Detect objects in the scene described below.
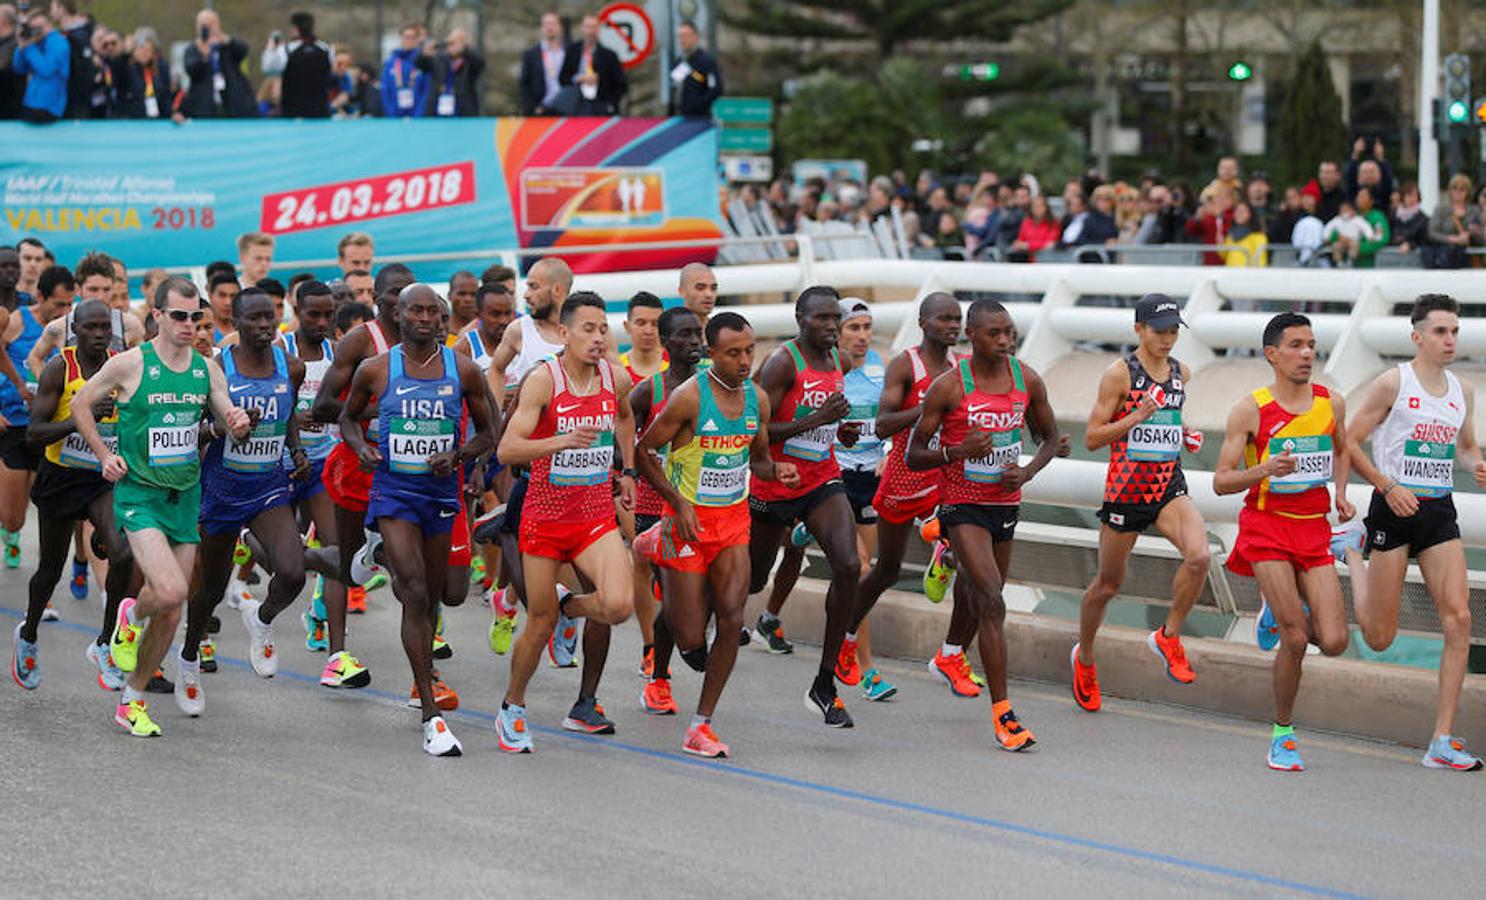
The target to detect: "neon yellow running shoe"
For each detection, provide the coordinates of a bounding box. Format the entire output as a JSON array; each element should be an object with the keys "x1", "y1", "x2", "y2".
[
  {"x1": 364, "y1": 571, "x2": 388, "y2": 592},
  {"x1": 109, "y1": 597, "x2": 141, "y2": 673},
  {"x1": 114, "y1": 698, "x2": 161, "y2": 737},
  {"x1": 319, "y1": 650, "x2": 371, "y2": 689},
  {"x1": 471, "y1": 556, "x2": 487, "y2": 583},
  {"x1": 232, "y1": 537, "x2": 251, "y2": 567},
  {"x1": 490, "y1": 592, "x2": 517, "y2": 655},
  {"x1": 923, "y1": 541, "x2": 954, "y2": 603},
  {"x1": 958, "y1": 651, "x2": 987, "y2": 688},
  {"x1": 432, "y1": 612, "x2": 452, "y2": 660}
]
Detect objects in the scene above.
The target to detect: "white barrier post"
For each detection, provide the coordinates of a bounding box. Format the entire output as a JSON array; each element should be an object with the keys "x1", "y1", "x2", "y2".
[
  {"x1": 1019, "y1": 276, "x2": 1078, "y2": 371},
  {"x1": 1326, "y1": 281, "x2": 1391, "y2": 395}
]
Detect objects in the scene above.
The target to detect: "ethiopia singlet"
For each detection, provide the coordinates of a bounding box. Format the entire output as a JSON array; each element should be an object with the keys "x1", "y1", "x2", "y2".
[
  {"x1": 283, "y1": 331, "x2": 339, "y2": 462},
  {"x1": 836, "y1": 348, "x2": 885, "y2": 473},
  {"x1": 1370, "y1": 363, "x2": 1465, "y2": 499},
  {"x1": 634, "y1": 371, "x2": 674, "y2": 519},
  {"x1": 116, "y1": 343, "x2": 210, "y2": 490},
  {"x1": 202, "y1": 344, "x2": 292, "y2": 492},
  {"x1": 525, "y1": 357, "x2": 617, "y2": 523},
  {"x1": 1103, "y1": 354, "x2": 1187, "y2": 504},
  {"x1": 44, "y1": 347, "x2": 117, "y2": 470},
  {"x1": 753, "y1": 340, "x2": 844, "y2": 502},
  {"x1": 1243, "y1": 384, "x2": 1335, "y2": 518},
  {"x1": 878, "y1": 346, "x2": 958, "y2": 502},
  {"x1": 667, "y1": 378, "x2": 760, "y2": 508},
  {"x1": 939, "y1": 357, "x2": 1028, "y2": 506},
  {"x1": 375, "y1": 346, "x2": 463, "y2": 505}
]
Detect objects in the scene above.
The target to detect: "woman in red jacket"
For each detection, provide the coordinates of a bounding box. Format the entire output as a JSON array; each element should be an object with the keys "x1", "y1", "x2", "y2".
[{"x1": 1010, "y1": 194, "x2": 1061, "y2": 262}]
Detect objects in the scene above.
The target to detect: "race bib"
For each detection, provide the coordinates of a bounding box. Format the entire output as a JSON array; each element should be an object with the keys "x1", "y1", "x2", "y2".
[
  {"x1": 696, "y1": 450, "x2": 749, "y2": 506},
  {"x1": 148, "y1": 414, "x2": 197, "y2": 467},
  {"x1": 844, "y1": 403, "x2": 880, "y2": 452},
  {"x1": 436, "y1": 93, "x2": 456, "y2": 116},
  {"x1": 552, "y1": 432, "x2": 614, "y2": 486},
  {"x1": 60, "y1": 423, "x2": 116, "y2": 470},
  {"x1": 783, "y1": 403, "x2": 837, "y2": 462},
  {"x1": 1266, "y1": 435, "x2": 1332, "y2": 494},
  {"x1": 388, "y1": 417, "x2": 455, "y2": 474},
  {"x1": 1401, "y1": 439, "x2": 1454, "y2": 497},
  {"x1": 223, "y1": 421, "x2": 286, "y2": 473},
  {"x1": 1126, "y1": 408, "x2": 1182, "y2": 462},
  {"x1": 963, "y1": 429, "x2": 1022, "y2": 483}
]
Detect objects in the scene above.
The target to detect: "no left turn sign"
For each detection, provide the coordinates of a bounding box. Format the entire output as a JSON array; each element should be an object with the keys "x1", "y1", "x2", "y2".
[{"x1": 598, "y1": 2, "x2": 655, "y2": 69}]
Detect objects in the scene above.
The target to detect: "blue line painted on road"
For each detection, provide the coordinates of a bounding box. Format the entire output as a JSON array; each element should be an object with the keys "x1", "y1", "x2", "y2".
[{"x1": 5, "y1": 605, "x2": 1362, "y2": 899}]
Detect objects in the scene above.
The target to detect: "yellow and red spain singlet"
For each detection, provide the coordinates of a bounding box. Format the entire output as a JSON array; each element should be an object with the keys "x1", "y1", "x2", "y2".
[{"x1": 1243, "y1": 384, "x2": 1335, "y2": 519}]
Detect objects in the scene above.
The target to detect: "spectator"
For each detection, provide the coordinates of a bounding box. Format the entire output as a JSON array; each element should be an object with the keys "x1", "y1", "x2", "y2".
[
  {"x1": 12, "y1": 9, "x2": 68, "y2": 122},
  {"x1": 1345, "y1": 136, "x2": 1394, "y2": 215},
  {"x1": 669, "y1": 19, "x2": 721, "y2": 117},
  {"x1": 1065, "y1": 184, "x2": 1118, "y2": 248},
  {"x1": 1114, "y1": 184, "x2": 1142, "y2": 243},
  {"x1": 417, "y1": 28, "x2": 483, "y2": 117},
  {"x1": 280, "y1": 11, "x2": 332, "y2": 119},
  {"x1": 993, "y1": 182, "x2": 1029, "y2": 253},
  {"x1": 181, "y1": 9, "x2": 254, "y2": 119},
  {"x1": 961, "y1": 181, "x2": 1000, "y2": 259},
  {"x1": 1134, "y1": 184, "x2": 1185, "y2": 245},
  {"x1": 260, "y1": 29, "x2": 287, "y2": 78},
  {"x1": 1322, "y1": 199, "x2": 1375, "y2": 267},
  {"x1": 1245, "y1": 176, "x2": 1272, "y2": 223},
  {"x1": 49, "y1": 0, "x2": 92, "y2": 118},
  {"x1": 560, "y1": 14, "x2": 626, "y2": 115},
  {"x1": 1203, "y1": 155, "x2": 1241, "y2": 200},
  {"x1": 380, "y1": 23, "x2": 428, "y2": 118},
  {"x1": 1466, "y1": 182, "x2": 1486, "y2": 262},
  {"x1": 85, "y1": 25, "x2": 119, "y2": 118},
  {"x1": 0, "y1": 5, "x2": 20, "y2": 119},
  {"x1": 1184, "y1": 186, "x2": 1236, "y2": 265},
  {"x1": 1266, "y1": 185, "x2": 1302, "y2": 246},
  {"x1": 1291, "y1": 190, "x2": 1326, "y2": 266},
  {"x1": 237, "y1": 232, "x2": 274, "y2": 284},
  {"x1": 256, "y1": 73, "x2": 281, "y2": 116},
  {"x1": 1010, "y1": 194, "x2": 1060, "y2": 262},
  {"x1": 113, "y1": 27, "x2": 172, "y2": 119},
  {"x1": 1221, "y1": 202, "x2": 1268, "y2": 267},
  {"x1": 1306, "y1": 160, "x2": 1346, "y2": 221},
  {"x1": 519, "y1": 11, "x2": 566, "y2": 115},
  {"x1": 1425, "y1": 174, "x2": 1471, "y2": 269},
  {"x1": 1352, "y1": 186, "x2": 1389, "y2": 268},
  {"x1": 349, "y1": 58, "x2": 381, "y2": 117},
  {"x1": 1389, "y1": 181, "x2": 1428, "y2": 254},
  {"x1": 922, "y1": 210, "x2": 964, "y2": 258},
  {"x1": 329, "y1": 46, "x2": 354, "y2": 116}
]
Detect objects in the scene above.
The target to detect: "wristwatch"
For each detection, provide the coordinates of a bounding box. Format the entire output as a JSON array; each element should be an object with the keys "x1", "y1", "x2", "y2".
[{"x1": 621, "y1": 467, "x2": 638, "y2": 479}]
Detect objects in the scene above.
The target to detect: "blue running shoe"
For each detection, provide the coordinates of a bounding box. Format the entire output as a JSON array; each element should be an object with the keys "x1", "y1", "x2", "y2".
[
  {"x1": 548, "y1": 587, "x2": 580, "y2": 668},
  {"x1": 1255, "y1": 597, "x2": 1279, "y2": 652},
  {"x1": 1422, "y1": 735, "x2": 1484, "y2": 771},
  {"x1": 861, "y1": 667, "x2": 897, "y2": 701},
  {"x1": 11, "y1": 623, "x2": 39, "y2": 690},
  {"x1": 85, "y1": 641, "x2": 124, "y2": 691},
  {"x1": 1267, "y1": 731, "x2": 1305, "y2": 771},
  {"x1": 1330, "y1": 520, "x2": 1364, "y2": 562},
  {"x1": 69, "y1": 558, "x2": 89, "y2": 600},
  {"x1": 789, "y1": 522, "x2": 813, "y2": 548},
  {"x1": 310, "y1": 576, "x2": 327, "y2": 621},
  {"x1": 496, "y1": 703, "x2": 534, "y2": 753},
  {"x1": 302, "y1": 610, "x2": 328, "y2": 653},
  {"x1": 562, "y1": 696, "x2": 616, "y2": 734}
]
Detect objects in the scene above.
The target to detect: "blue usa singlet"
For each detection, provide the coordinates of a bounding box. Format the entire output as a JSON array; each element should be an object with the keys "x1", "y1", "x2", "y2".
[{"x1": 375, "y1": 345, "x2": 463, "y2": 505}]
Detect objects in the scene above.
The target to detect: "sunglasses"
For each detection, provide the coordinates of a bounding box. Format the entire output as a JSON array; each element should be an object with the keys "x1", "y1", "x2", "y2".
[{"x1": 165, "y1": 309, "x2": 206, "y2": 323}]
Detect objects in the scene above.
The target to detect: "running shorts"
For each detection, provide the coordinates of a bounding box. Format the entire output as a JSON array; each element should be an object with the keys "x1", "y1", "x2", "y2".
[
  {"x1": 324, "y1": 444, "x2": 373, "y2": 513},
  {"x1": 841, "y1": 468, "x2": 880, "y2": 525},
  {"x1": 938, "y1": 503, "x2": 1019, "y2": 544},
  {"x1": 1365, "y1": 492, "x2": 1460, "y2": 558},
  {"x1": 1098, "y1": 478, "x2": 1189, "y2": 534},
  {"x1": 200, "y1": 477, "x2": 293, "y2": 538},
  {"x1": 520, "y1": 514, "x2": 617, "y2": 563},
  {"x1": 366, "y1": 486, "x2": 461, "y2": 538},
  {"x1": 289, "y1": 456, "x2": 327, "y2": 506},
  {"x1": 1224, "y1": 508, "x2": 1331, "y2": 577},
  {"x1": 31, "y1": 460, "x2": 110, "y2": 523},
  {"x1": 872, "y1": 479, "x2": 940, "y2": 526},
  {"x1": 747, "y1": 479, "x2": 845, "y2": 526},
  {"x1": 649, "y1": 503, "x2": 751, "y2": 574},
  {"x1": 114, "y1": 477, "x2": 202, "y2": 545},
  {"x1": 0, "y1": 427, "x2": 40, "y2": 471}
]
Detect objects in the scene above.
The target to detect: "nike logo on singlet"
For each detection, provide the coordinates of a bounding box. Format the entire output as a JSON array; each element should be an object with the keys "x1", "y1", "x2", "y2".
[
  {"x1": 230, "y1": 384, "x2": 252, "y2": 393},
  {"x1": 395, "y1": 385, "x2": 421, "y2": 396},
  {"x1": 968, "y1": 402, "x2": 992, "y2": 413},
  {"x1": 556, "y1": 402, "x2": 581, "y2": 414}
]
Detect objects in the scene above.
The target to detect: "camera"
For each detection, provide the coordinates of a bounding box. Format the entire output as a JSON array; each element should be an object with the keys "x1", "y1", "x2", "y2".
[{"x1": 19, "y1": 21, "x2": 37, "y2": 40}]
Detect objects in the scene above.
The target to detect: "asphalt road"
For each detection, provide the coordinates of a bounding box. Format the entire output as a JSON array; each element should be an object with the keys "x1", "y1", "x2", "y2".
[{"x1": 1, "y1": 550, "x2": 1480, "y2": 898}]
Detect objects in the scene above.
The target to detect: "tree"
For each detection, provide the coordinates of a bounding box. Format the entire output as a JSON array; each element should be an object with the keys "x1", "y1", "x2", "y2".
[{"x1": 1277, "y1": 40, "x2": 1348, "y2": 186}]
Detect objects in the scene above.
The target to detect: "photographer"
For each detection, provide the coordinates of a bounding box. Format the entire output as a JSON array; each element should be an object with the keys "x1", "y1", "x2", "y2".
[
  {"x1": 180, "y1": 8, "x2": 254, "y2": 119},
  {"x1": 415, "y1": 27, "x2": 482, "y2": 117},
  {"x1": 12, "y1": 8, "x2": 68, "y2": 123}
]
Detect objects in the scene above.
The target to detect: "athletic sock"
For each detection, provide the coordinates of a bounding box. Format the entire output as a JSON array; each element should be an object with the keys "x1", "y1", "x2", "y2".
[
  {"x1": 1272, "y1": 722, "x2": 1295, "y2": 739},
  {"x1": 122, "y1": 685, "x2": 144, "y2": 704},
  {"x1": 845, "y1": 631, "x2": 857, "y2": 642},
  {"x1": 690, "y1": 714, "x2": 709, "y2": 729},
  {"x1": 941, "y1": 643, "x2": 961, "y2": 658}
]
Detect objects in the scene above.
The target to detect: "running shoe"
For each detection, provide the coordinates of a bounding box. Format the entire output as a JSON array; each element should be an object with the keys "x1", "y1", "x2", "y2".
[
  {"x1": 962, "y1": 653, "x2": 986, "y2": 688},
  {"x1": 753, "y1": 613, "x2": 793, "y2": 654},
  {"x1": 929, "y1": 650, "x2": 981, "y2": 698},
  {"x1": 309, "y1": 577, "x2": 327, "y2": 620},
  {"x1": 563, "y1": 696, "x2": 616, "y2": 734},
  {"x1": 319, "y1": 650, "x2": 371, "y2": 689},
  {"x1": 145, "y1": 670, "x2": 173, "y2": 694},
  {"x1": 472, "y1": 505, "x2": 504, "y2": 544},
  {"x1": 1147, "y1": 627, "x2": 1195, "y2": 684},
  {"x1": 805, "y1": 683, "x2": 854, "y2": 727},
  {"x1": 642, "y1": 677, "x2": 679, "y2": 715},
  {"x1": 240, "y1": 599, "x2": 277, "y2": 678},
  {"x1": 738, "y1": 626, "x2": 750, "y2": 647},
  {"x1": 364, "y1": 572, "x2": 388, "y2": 592},
  {"x1": 1422, "y1": 735, "x2": 1484, "y2": 771},
  {"x1": 683, "y1": 721, "x2": 731, "y2": 759},
  {"x1": 1267, "y1": 732, "x2": 1305, "y2": 771},
  {"x1": 548, "y1": 587, "x2": 580, "y2": 668},
  {"x1": 433, "y1": 634, "x2": 452, "y2": 661},
  {"x1": 84, "y1": 641, "x2": 123, "y2": 691},
  {"x1": 489, "y1": 591, "x2": 517, "y2": 656},
  {"x1": 861, "y1": 667, "x2": 897, "y2": 701},
  {"x1": 407, "y1": 673, "x2": 459, "y2": 711},
  {"x1": 346, "y1": 585, "x2": 368, "y2": 614},
  {"x1": 70, "y1": 558, "x2": 89, "y2": 600},
  {"x1": 496, "y1": 704, "x2": 533, "y2": 753},
  {"x1": 422, "y1": 715, "x2": 463, "y2": 757},
  {"x1": 198, "y1": 638, "x2": 218, "y2": 673},
  {"x1": 923, "y1": 541, "x2": 953, "y2": 603},
  {"x1": 1255, "y1": 596, "x2": 1279, "y2": 652},
  {"x1": 639, "y1": 645, "x2": 655, "y2": 680},
  {"x1": 302, "y1": 611, "x2": 328, "y2": 653},
  {"x1": 40, "y1": 604, "x2": 59, "y2": 622},
  {"x1": 232, "y1": 534, "x2": 252, "y2": 566},
  {"x1": 471, "y1": 556, "x2": 487, "y2": 585},
  {"x1": 224, "y1": 575, "x2": 252, "y2": 610},
  {"x1": 114, "y1": 698, "x2": 161, "y2": 737},
  {"x1": 109, "y1": 597, "x2": 140, "y2": 673},
  {"x1": 918, "y1": 516, "x2": 941, "y2": 543},
  {"x1": 1330, "y1": 519, "x2": 1365, "y2": 562},
  {"x1": 1070, "y1": 643, "x2": 1101, "y2": 712},
  {"x1": 789, "y1": 522, "x2": 813, "y2": 547},
  {"x1": 4, "y1": 530, "x2": 20, "y2": 569},
  {"x1": 11, "y1": 623, "x2": 39, "y2": 690},
  {"x1": 993, "y1": 703, "x2": 1036, "y2": 752},
  {"x1": 834, "y1": 637, "x2": 862, "y2": 686},
  {"x1": 350, "y1": 529, "x2": 383, "y2": 585},
  {"x1": 175, "y1": 657, "x2": 204, "y2": 717}
]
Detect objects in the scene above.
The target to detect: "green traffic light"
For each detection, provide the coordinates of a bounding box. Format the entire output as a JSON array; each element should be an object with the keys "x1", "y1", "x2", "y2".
[
  {"x1": 1227, "y1": 61, "x2": 1252, "y2": 81},
  {"x1": 959, "y1": 63, "x2": 999, "y2": 82},
  {"x1": 1447, "y1": 99, "x2": 1470, "y2": 123}
]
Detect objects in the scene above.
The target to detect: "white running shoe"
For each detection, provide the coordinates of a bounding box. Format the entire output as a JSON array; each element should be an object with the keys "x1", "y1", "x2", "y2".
[
  {"x1": 422, "y1": 715, "x2": 463, "y2": 757},
  {"x1": 40, "y1": 604, "x2": 59, "y2": 622},
  {"x1": 350, "y1": 529, "x2": 383, "y2": 586},
  {"x1": 175, "y1": 655, "x2": 205, "y2": 717},
  {"x1": 224, "y1": 575, "x2": 252, "y2": 609},
  {"x1": 240, "y1": 599, "x2": 277, "y2": 677}
]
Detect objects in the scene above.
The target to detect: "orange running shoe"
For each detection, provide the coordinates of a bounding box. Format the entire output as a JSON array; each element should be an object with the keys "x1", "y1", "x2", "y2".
[
  {"x1": 834, "y1": 637, "x2": 862, "y2": 686},
  {"x1": 928, "y1": 649, "x2": 981, "y2": 697},
  {"x1": 1147, "y1": 627, "x2": 1195, "y2": 684},
  {"x1": 992, "y1": 699, "x2": 1036, "y2": 752},
  {"x1": 408, "y1": 672, "x2": 460, "y2": 711},
  {"x1": 1070, "y1": 642, "x2": 1101, "y2": 712},
  {"x1": 683, "y1": 721, "x2": 730, "y2": 758},
  {"x1": 918, "y1": 516, "x2": 941, "y2": 543},
  {"x1": 346, "y1": 586, "x2": 367, "y2": 614},
  {"x1": 639, "y1": 646, "x2": 655, "y2": 680},
  {"x1": 642, "y1": 676, "x2": 679, "y2": 715}
]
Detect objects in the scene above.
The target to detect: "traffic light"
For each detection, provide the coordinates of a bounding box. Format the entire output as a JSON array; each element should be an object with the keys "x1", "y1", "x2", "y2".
[
  {"x1": 1227, "y1": 60, "x2": 1253, "y2": 82},
  {"x1": 1477, "y1": 97, "x2": 1486, "y2": 125},
  {"x1": 959, "y1": 63, "x2": 999, "y2": 82},
  {"x1": 1443, "y1": 53, "x2": 1471, "y2": 127}
]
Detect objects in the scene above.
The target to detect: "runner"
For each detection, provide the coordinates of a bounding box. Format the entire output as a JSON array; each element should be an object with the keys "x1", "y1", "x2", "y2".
[
  {"x1": 618, "y1": 292, "x2": 669, "y2": 383},
  {"x1": 70, "y1": 276, "x2": 251, "y2": 737},
  {"x1": 11, "y1": 300, "x2": 134, "y2": 692},
  {"x1": 340, "y1": 283, "x2": 496, "y2": 756},
  {"x1": 445, "y1": 270, "x2": 479, "y2": 343},
  {"x1": 1072, "y1": 294, "x2": 1212, "y2": 712},
  {"x1": 679, "y1": 263, "x2": 717, "y2": 338},
  {"x1": 906, "y1": 299, "x2": 1060, "y2": 751},
  {"x1": 634, "y1": 311, "x2": 798, "y2": 757},
  {"x1": 1339, "y1": 294, "x2": 1484, "y2": 770},
  {"x1": 495, "y1": 291, "x2": 636, "y2": 753},
  {"x1": 631, "y1": 306, "x2": 703, "y2": 701},
  {"x1": 1213, "y1": 312, "x2": 1353, "y2": 772},
  {"x1": 26, "y1": 251, "x2": 143, "y2": 372},
  {"x1": 176, "y1": 287, "x2": 311, "y2": 716},
  {"x1": 748, "y1": 285, "x2": 861, "y2": 727}
]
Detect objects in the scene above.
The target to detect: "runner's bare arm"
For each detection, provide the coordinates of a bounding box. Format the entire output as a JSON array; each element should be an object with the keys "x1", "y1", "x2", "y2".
[
  {"x1": 1330, "y1": 393, "x2": 1356, "y2": 521},
  {"x1": 873, "y1": 352, "x2": 919, "y2": 439},
  {"x1": 71, "y1": 349, "x2": 142, "y2": 470},
  {"x1": 905, "y1": 374, "x2": 971, "y2": 471},
  {"x1": 1343, "y1": 367, "x2": 1401, "y2": 493},
  {"x1": 1085, "y1": 359, "x2": 1150, "y2": 450},
  {"x1": 1212, "y1": 397, "x2": 1277, "y2": 495},
  {"x1": 753, "y1": 348, "x2": 849, "y2": 443},
  {"x1": 25, "y1": 317, "x2": 64, "y2": 377},
  {"x1": 614, "y1": 366, "x2": 636, "y2": 471},
  {"x1": 486, "y1": 320, "x2": 523, "y2": 409},
  {"x1": 311, "y1": 325, "x2": 371, "y2": 423},
  {"x1": 23, "y1": 355, "x2": 72, "y2": 448},
  {"x1": 205, "y1": 357, "x2": 251, "y2": 439},
  {"x1": 0, "y1": 311, "x2": 31, "y2": 400},
  {"x1": 495, "y1": 365, "x2": 594, "y2": 466},
  {"x1": 284, "y1": 356, "x2": 309, "y2": 477},
  {"x1": 455, "y1": 354, "x2": 498, "y2": 463}
]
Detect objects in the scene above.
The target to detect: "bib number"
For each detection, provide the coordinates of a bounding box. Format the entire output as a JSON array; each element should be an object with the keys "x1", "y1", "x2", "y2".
[
  {"x1": 397, "y1": 87, "x2": 415, "y2": 110},
  {"x1": 783, "y1": 404, "x2": 837, "y2": 463},
  {"x1": 1266, "y1": 435, "x2": 1332, "y2": 494},
  {"x1": 1401, "y1": 439, "x2": 1454, "y2": 497},
  {"x1": 552, "y1": 433, "x2": 613, "y2": 486},
  {"x1": 963, "y1": 429, "x2": 1022, "y2": 484},
  {"x1": 388, "y1": 417, "x2": 455, "y2": 474},
  {"x1": 1126, "y1": 408, "x2": 1182, "y2": 462},
  {"x1": 224, "y1": 422, "x2": 286, "y2": 473},
  {"x1": 60, "y1": 424, "x2": 115, "y2": 470},
  {"x1": 696, "y1": 450, "x2": 749, "y2": 506},
  {"x1": 148, "y1": 421, "x2": 197, "y2": 467}
]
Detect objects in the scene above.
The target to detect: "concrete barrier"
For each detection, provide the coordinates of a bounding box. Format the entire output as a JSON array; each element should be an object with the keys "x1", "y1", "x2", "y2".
[{"x1": 749, "y1": 577, "x2": 1486, "y2": 751}]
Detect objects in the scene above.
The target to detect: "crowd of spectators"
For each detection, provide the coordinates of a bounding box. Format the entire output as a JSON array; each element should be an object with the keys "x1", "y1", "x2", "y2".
[
  {"x1": 737, "y1": 138, "x2": 1486, "y2": 269},
  {"x1": 1, "y1": 3, "x2": 722, "y2": 122}
]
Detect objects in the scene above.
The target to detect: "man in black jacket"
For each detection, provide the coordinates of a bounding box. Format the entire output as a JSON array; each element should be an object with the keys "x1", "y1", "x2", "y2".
[
  {"x1": 180, "y1": 9, "x2": 254, "y2": 118},
  {"x1": 417, "y1": 28, "x2": 483, "y2": 117},
  {"x1": 668, "y1": 20, "x2": 721, "y2": 117},
  {"x1": 51, "y1": 0, "x2": 94, "y2": 118},
  {"x1": 559, "y1": 14, "x2": 625, "y2": 116},
  {"x1": 0, "y1": 6, "x2": 26, "y2": 120},
  {"x1": 518, "y1": 12, "x2": 566, "y2": 116},
  {"x1": 280, "y1": 11, "x2": 332, "y2": 118}
]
